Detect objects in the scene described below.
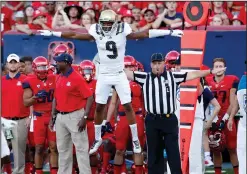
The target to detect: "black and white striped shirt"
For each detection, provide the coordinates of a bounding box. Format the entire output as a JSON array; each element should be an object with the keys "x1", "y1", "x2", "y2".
[{"x1": 133, "y1": 71, "x2": 188, "y2": 114}]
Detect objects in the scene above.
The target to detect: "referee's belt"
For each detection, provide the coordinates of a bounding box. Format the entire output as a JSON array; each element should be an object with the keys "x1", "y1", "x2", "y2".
[
  {"x1": 118, "y1": 111, "x2": 142, "y2": 116},
  {"x1": 56, "y1": 109, "x2": 78, "y2": 115},
  {"x1": 148, "y1": 113, "x2": 174, "y2": 118}
]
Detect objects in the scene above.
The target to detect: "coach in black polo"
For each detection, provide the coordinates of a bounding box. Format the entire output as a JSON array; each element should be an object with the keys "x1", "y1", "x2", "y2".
[{"x1": 125, "y1": 53, "x2": 226, "y2": 174}]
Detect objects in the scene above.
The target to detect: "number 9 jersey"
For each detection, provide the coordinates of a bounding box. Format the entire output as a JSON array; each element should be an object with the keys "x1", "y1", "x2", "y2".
[
  {"x1": 22, "y1": 74, "x2": 56, "y2": 112},
  {"x1": 88, "y1": 22, "x2": 132, "y2": 74}
]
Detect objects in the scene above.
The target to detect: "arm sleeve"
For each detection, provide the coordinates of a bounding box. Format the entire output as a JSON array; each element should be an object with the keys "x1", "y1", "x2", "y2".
[
  {"x1": 232, "y1": 77, "x2": 239, "y2": 89},
  {"x1": 133, "y1": 71, "x2": 147, "y2": 86},
  {"x1": 124, "y1": 22, "x2": 133, "y2": 36},
  {"x1": 172, "y1": 72, "x2": 188, "y2": 85},
  {"x1": 22, "y1": 78, "x2": 31, "y2": 89},
  {"x1": 78, "y1": 77, "x2": 93, "y2": 99}
]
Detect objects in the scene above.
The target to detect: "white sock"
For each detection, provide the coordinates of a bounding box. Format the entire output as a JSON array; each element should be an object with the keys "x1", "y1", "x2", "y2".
[
  {"x1": 204, "y1": 152, "x2": 210, "y2": 158},
  {"x1": 95, "y1": 125, "x2": 102, "y2": 141},
  {"x1": 129, "y1": 124, "x2": 139, "y2": 142}
]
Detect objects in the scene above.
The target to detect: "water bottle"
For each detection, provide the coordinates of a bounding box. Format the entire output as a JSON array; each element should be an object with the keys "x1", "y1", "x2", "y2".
[{"x1": 5, "y1": 128, "x2": 14, "y2": 140}]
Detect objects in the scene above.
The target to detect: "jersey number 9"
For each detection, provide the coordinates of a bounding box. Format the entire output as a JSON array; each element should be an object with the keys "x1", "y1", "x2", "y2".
[
  {"x1": 37, "y1": 89, "x2": 54, "y2": 103},
  {"x1": 106, "y1": 41, "x2": 118, "y2": 59}
]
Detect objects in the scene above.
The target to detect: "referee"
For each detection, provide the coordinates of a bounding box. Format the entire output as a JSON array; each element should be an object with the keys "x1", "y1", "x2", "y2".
[{"x1": 125, "y1": 53, "x2": 226, "y2": 174}]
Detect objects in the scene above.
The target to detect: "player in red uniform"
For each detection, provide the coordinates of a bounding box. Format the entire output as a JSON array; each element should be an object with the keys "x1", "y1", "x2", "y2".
[
  {"x1": 22, "y1": 56, "x2": 58, "y2": 174},
  {"x1": 206, "y1": 58, "x2": 239, "y2": 174},
  {"x1": 80, "y1": 60, "x2": 99, "y2": 174},
  {"x1": 107, "y1": 56, "x2": 145, "y2": 174}
]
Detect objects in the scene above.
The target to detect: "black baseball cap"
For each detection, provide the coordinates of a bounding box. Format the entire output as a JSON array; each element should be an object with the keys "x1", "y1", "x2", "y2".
[{"x1": 151, "y1": 53, "x2": 164, "y2": 62}]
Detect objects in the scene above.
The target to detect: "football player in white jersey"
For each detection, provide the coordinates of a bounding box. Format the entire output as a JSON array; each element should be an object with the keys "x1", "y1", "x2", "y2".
[{"x1": 38, "y1": 9, "x2": 183, "y2": 155}]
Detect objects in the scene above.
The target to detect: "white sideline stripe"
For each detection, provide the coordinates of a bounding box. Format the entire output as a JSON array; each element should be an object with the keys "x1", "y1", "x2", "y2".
[
  {"x1": 180, "y1": 107, "x2": 194, "y2": 110},
  {"x1": 181, "y1": 50, "x2": 203, "y2": 55},
  {"x1": 180, "y1": 125, "x2": 192, "y2": 129}
]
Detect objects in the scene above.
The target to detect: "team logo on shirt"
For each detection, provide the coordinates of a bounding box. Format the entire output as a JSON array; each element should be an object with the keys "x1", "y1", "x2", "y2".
[
  {"x1": 37, "y1": 84, "x2": 40, "y2": 88},
  {"x1": 66, "y1": 82, "x2": 71, "y2": 86},
  {"x1": 16, "y1": 81, "x2": 21, "y2": 86}
]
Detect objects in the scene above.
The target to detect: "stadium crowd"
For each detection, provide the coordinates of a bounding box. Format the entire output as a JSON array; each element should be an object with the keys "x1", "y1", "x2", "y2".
[{"x1": 1, "y1": 1, "x2": 247, "y2": 36}]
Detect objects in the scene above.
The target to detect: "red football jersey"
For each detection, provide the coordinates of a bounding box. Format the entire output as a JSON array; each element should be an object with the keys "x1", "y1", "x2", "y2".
[
  {"x1": 119, "y1": 81, "x2": 143, "y2": 112},
  {"x1": 23, "y1": 74, "x2": 56, "y2": 112},
  {"x1": 87, "y1": 79, "x2": 97, "y2": 119},
  {"x1": 1, "y1": 6, "x2": 15, "y2": 45},
  {"x1": 206, "y1": 75, "x2": 239, "y2": 117}
]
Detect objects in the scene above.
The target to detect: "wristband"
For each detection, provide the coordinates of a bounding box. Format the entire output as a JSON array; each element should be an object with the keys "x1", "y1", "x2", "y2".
[{"x1": 52, "y1": 31, "x2": 62, "y2": 37}]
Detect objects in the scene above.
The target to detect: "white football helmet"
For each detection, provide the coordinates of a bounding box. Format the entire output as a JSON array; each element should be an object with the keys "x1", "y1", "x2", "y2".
[{"x1": 99, "y1": 10, "x2": 118, "y2": 35}]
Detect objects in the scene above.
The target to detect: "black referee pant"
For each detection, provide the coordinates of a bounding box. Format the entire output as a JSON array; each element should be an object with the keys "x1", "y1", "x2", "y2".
[{"x1": 145, "y1": 113, "x2": 182, "y2": 174}]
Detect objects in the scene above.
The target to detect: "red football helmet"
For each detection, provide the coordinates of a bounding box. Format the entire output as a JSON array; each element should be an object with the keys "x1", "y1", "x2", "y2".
[
  {"x1": 32, "y1": 56, "x2": 49, "y2": 79},
  {"x1": 165, "y1": 50, "x2": 180, "y2": 70},
  {"x1": 208, "y1": 130, "x2": 226, "y2": 152},
  {"x1": 136, "y1": 61, "x2": 144, "y2": 72},
  {"x1": 124, "y1": 55, "x2": 136, "y2": 70},
  {"x1": 53, "y1": 44, "x2": 72, "y2": 56},
  {"x1": 79, "y1": 60, "x2": 95, "y2": 81}
]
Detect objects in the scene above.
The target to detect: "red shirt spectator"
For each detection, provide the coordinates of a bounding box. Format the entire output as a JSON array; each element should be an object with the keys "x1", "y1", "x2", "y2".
[
  {"x1": 16, "y1": 10, "x2": 51, "y2": 35},
  {"x1": 55, "y1": 68, "x2": 93, "y2": 112},
  {"x1": 23, "y1": 5, "x2": 34, "y2": 24},
  {"x1": 238, "y1": 6, "x2": 246, "y2": 25},
  {"x1": 6, "y1": 1, "x2": 25, "y2": 11},
  {"x1": 232, "y1": 13, "x2": 244, "y2": 26},
  {"x1": 32, "y1": 2, "x2": 43, "y2": 10},
  {"x1": 132, "y1": 7, "x2": 142, "y2": 23},
  {"x1": 64, "y1": 2, "x2": 83, "y2": 25},
  {"x1": 228, "y1": 1, "x2": 245, "y2": 12},
  {"x1": 176, "y1": 2, "x2": 185, "y2": 13},
  {"x1": 1, "y1": 6, "x2": 15, "y2": 35},
  {"x1": 138, "y1": 9, "x2": 156, "y2": 30},
  {"x1": 45, "y1": 1, "x2": 56, "y2": 18},
  {"x1": 28, "y1": 10, "x2": 52, "y2": 30}
]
